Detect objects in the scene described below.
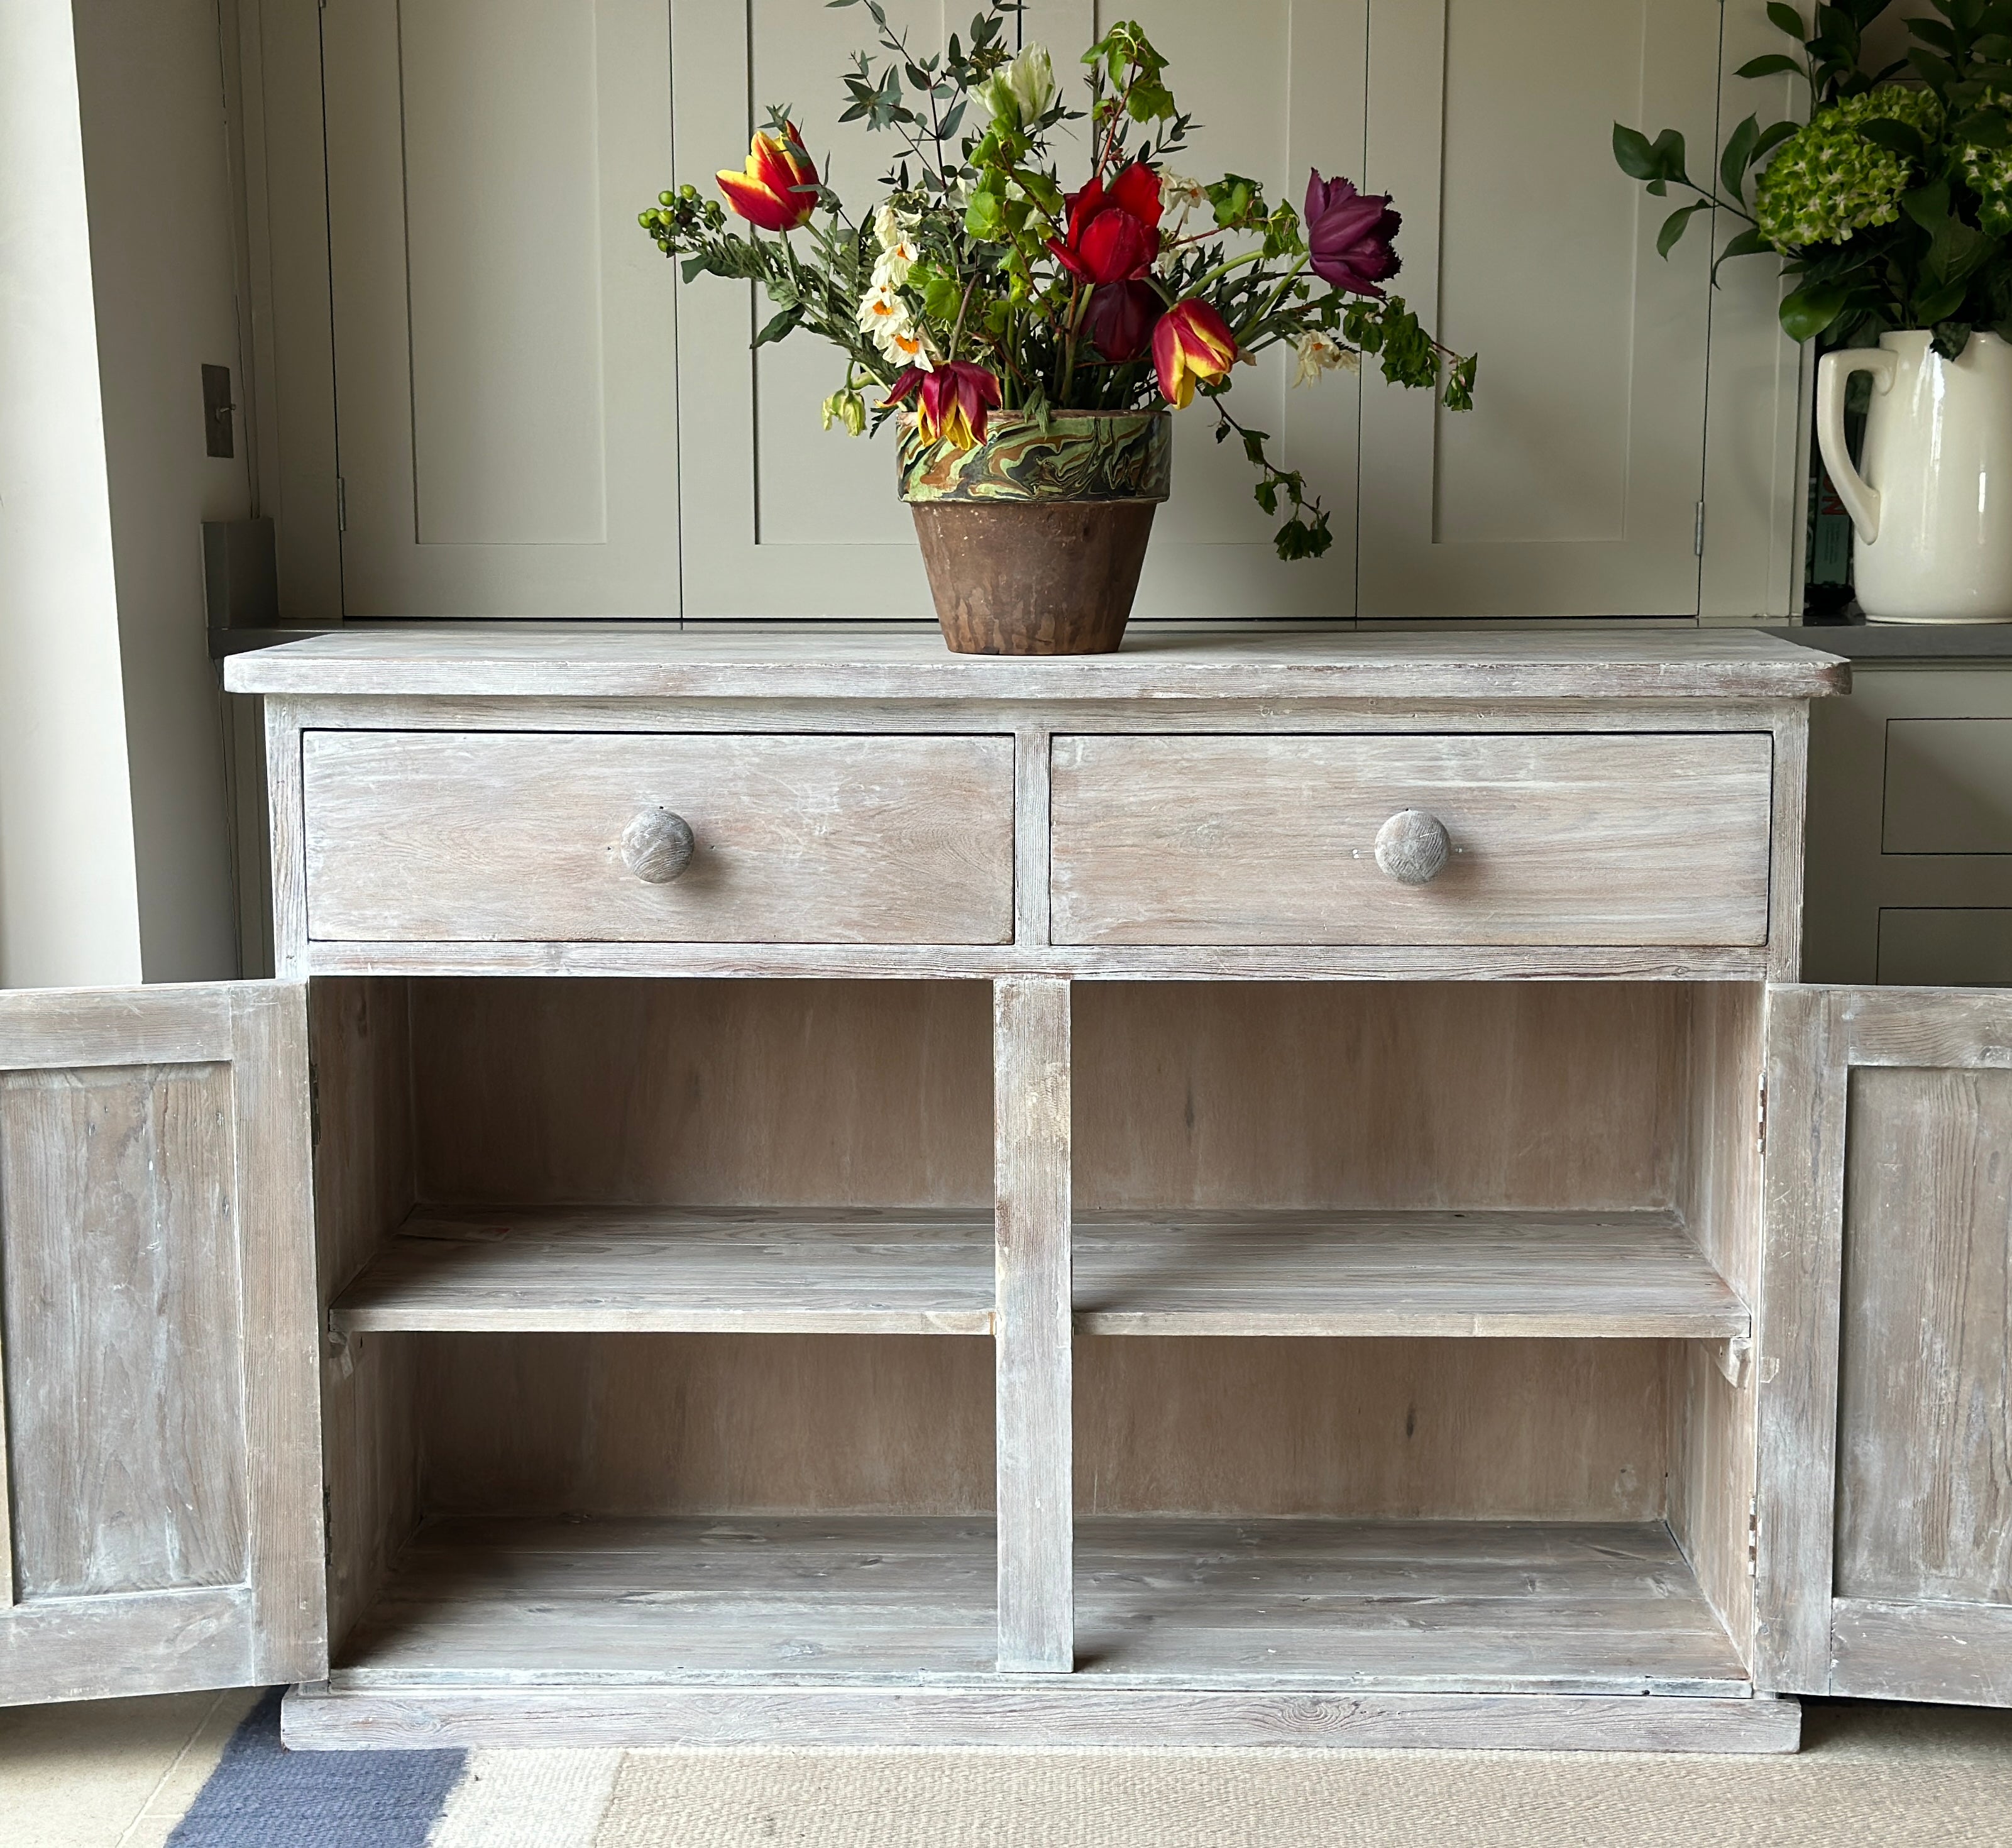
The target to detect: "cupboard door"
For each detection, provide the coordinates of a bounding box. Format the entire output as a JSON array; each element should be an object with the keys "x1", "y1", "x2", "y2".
[
  {"x1": 0, "y1": 984, "x2": 322, "y2": 1705},
  {"x1": 1356, "y1": 0, "x2": 1720, "y2": 617},
  {"x1": 1756, "y1": 987, "x2": 2012, "y2": 1703},
  {"x1": 319, "y1": 0, "x2": 680, "y2": 616},
  {"x1": 674, "y1": 0, "x2": 1365, "y2": 620}
]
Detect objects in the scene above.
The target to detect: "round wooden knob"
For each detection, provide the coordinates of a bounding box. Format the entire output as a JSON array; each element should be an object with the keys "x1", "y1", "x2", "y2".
[
  {"x1": 1374, "y1": 809, "x2": 1449, "y2": 886},
  {"x1": 620, "y1": 806, "x2": 695, "y2": 883}
]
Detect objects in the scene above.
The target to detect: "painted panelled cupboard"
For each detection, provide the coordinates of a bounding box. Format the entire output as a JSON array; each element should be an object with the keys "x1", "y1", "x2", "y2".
[
  {"x1": 227, "y1": 0, "x2": 1803, "y2": 624},
  {"x1": 8, "y1": 625, "x2": 2011, "y2": 1749}
]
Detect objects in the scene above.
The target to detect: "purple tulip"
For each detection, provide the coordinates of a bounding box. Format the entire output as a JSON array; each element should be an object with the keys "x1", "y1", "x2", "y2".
[{"x1": 1304, "y1": 170, "x2": 1401, "y2": 297}]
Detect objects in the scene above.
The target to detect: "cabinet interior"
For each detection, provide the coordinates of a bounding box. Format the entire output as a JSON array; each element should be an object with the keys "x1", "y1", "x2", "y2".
[{"x1": 312, "y1": 975, "x2": 1762, "y2": 1693}]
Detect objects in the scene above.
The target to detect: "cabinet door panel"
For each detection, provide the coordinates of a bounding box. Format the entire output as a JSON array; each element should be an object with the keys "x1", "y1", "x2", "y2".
[
  {"x1": 676, "y1": 0, "x2": 1365, "y2": 619},
  {"x1": 0, "y1": 984, "x2": 322, "y2": 1706},
  {"x1": 1358, "y1": 0, "x2": 1718, "y2": 616},
  {"x1": 1757, "y1": 987, "x2": 2012, "y2": 1703},
  {"x1": 321, "y1": 0, "x2": 679, "y2": 615}
]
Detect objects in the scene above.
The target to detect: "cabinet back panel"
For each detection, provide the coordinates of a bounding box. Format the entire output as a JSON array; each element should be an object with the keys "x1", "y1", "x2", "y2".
[
  {"x1": 415, "y1": 1332, "x2": 1666, "y2": 1522},
  {"x1": 408, "y1": 979, "x2": 1684, "y2": 1214},
  {"x1": 0, "y1": 1064, "x2": 247, "y2": 1597},
  {"x1": 1075, "y1": 982, "x2": 1686, "y2": 1213}
]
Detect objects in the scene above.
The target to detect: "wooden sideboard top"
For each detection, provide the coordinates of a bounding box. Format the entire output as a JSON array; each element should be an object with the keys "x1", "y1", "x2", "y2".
[{"x1": 223, "y1": 624, "x2": 1849, "y2": 702}]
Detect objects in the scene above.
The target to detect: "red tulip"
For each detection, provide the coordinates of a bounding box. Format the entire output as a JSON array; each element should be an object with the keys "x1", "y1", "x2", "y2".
[
  {"x1": 885, "y1": 361, "x2": 1003, "y2": 450},
  {"x1": 1048, "y1": 160, "x2": 1163, "y2": 287},
  {"x1": 717, "y1": 125, "x2": 818, "y2": 233},
  {"x1": 1086, "y1": 278, "x2": 1164, "y2": 363},
  {"x1": 1153, "y1": 299, "x2": 1237, "y2": 409},
  {"x1": 1304, "y1": 170, "x2": 1400, "y2": 297}
]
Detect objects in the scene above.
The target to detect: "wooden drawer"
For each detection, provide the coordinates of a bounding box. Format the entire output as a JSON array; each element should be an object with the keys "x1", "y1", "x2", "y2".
[
  {"x1": 302, "y1": 732, "x2": 1016, "y2": 944},
  {"x1": 1050, "y1": 732, "x2": 1773, "y2": 947}
]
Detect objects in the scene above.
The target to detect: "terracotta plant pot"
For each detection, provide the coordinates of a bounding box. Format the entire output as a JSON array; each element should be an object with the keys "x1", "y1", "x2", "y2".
[{"x1": 898, "y1": 409, "x2": 1172, "y2": 655}]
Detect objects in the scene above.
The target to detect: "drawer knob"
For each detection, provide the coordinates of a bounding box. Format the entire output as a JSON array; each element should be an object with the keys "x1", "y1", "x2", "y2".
[
  {"x1": 1374, "y1": 809, "x2": 1450, "y2": 886},
  {"x1": 621, "y1": 806, "x2": 695, "y2": 883}
]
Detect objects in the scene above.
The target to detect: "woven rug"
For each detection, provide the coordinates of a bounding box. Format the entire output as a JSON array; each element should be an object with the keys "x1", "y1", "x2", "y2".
[{"x1": 165, "y1": 1696, "x2": 2012, "y2": 1847}]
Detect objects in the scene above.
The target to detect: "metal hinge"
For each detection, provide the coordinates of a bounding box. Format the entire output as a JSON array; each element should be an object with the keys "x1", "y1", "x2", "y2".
[
  {"x1": 1748, "y1": 1497, "x2": 1759, "y2": 1577},
  {"x1": 1756, "y1": 1075, "x2": 1767, "y2": 1155},
  {"x1": 322, "y1": 1487, "x2": 334, "y2": 1564},
  {"x1": 1694, "y1": 500, "x2": 1707, "y2": 556},
  {"x1": 308, "y1": 1055, "x2": 322, "y2": 1153},
  {"x1": 335, "y1": 476, "x2": 348, "y2": 532}
]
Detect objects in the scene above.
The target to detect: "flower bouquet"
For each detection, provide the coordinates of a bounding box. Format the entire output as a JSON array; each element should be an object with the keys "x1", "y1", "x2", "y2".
[{"x1": 642, "y1": 5, "x2": 1475, "y2": 653}]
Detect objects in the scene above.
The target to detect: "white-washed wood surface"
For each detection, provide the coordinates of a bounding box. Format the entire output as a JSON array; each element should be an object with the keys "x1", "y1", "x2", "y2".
[
  {"x1": 302, "y1": 730, "x2": 1016, "y2": 945},
  {"x1": 1834, "y1": 1064, "x2": 2012, "y2": 1609},
  {"x1": 329, "y1": 1206, "x2": 1742, "y2": 1341},
  {"x1": 282, "y1": 1683, "x2": 1799, "y2": 1753},
  {"x1": 1051, "y1": 732, "x2": 1774, "y2": 948},
  {"x1": 223, "y1": 624, "x2": 1849, "y2": 703},
  {"x1": 324, "y1": 1514, "x2": 1744, "y2": 1697},
  {"x1": 993, "y1": 977, "x2": 1073, "y2": 1673},
  {"x1": 1830, "y1": 1597, "x2": 2012, "y2": 1704},
  {"x1": 1752, "y1": 986, "x2": 1847, "y2": 1695}
]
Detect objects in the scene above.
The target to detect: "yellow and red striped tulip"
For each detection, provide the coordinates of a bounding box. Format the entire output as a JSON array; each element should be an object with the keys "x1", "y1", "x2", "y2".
[
  {"x1": 1152, "y1": 299, "x2": 1238, "y2": 409},
  {"x1": 716, "y1": 126, "x2": 818, "y2": 233}
]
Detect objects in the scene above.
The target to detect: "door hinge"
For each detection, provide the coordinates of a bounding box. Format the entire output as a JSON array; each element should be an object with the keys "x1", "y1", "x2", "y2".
[
  {"x1": 1756, "y1": 1075, "x2": 1767, "y2": 1155},
  {"x1": 322, "y1": 1487, "x2": 334, "y2": 1564},
  {"x1": 335, "y1": 476, "x2": 348, "y2": 532},
  {"x1": 308, "y1": 1055, "x2": 323, "y2": 1153},
  {"x1": 1748, "y1": 1496, "x2": 1759, "y2": 1577},
  {"x1": 1694, "y1": 500, "x2": 1707, "y2": 557}
]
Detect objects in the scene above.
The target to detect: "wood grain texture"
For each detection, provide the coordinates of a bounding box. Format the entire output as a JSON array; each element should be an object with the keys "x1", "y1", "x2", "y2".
[
  {"x1": 407, "y1": 979, "x2": 993, "y2": 1207},
  {"x1": 0, "y1": 982, "x2": 323, "y2": 1704},
  {"x1": 265, "y1": 701, "x2": 309, "y2": 977},
  {"x1": 302, "y1": 730, "x2": 1015, "y2": 945},
  {"x1": 1050, "y1": 732, "x2": 1773, "y2": 948},
  {"x1": 1835, "y1": 1064, "x2": 2012, "y2": 1607},
  {"x1": 0, "y1": 1060, "x2": 247, "y2": 1597},
  {"x1": 231, "y1": 983, "x2": 329, "y2": 1683},
  {"x1": 1830, "y1": 1597, "x2": 2012, "y2": 1704},
  {"x1": 221, "y1": 624, "x2": 1850, "y2": 703},
  {"x1": 1766, "y1": 706, "x2": 1808, "y2": 982},
  {"x1": 1075, "y1": 981, "x2": 1687, "y2": 1213},
  {"x1": 330, "y1": 1206, "x2": 1741, "y2": 1341},
  {"x1": 1669, "y1": 982, "x2": 1765, "y2": 1670},
  {"x1": 300, "y1": 938, "x2": 1774, "y2": 982},
  {"x1": 321, "y1": 1514, "x2": 1745, "y2": 1697},
  {"x1": 1753, "y1": 986, "x2": 1847, "y2": 1694},
  {"x1": 282, "y1": 1683, "x2": 1800, "y2": 1753},
  {"x1": 311, "y1": 979, "x2": 421, "y2": 1655},
  {"x1": 993, "y1": 977, "x2": 1072, "y2": 1673}
]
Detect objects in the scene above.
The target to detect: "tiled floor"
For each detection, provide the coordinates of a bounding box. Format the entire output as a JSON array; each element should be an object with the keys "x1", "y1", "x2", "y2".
[{"x1": 0, "y1": 1688, "x2": 262, "y2": 1848}]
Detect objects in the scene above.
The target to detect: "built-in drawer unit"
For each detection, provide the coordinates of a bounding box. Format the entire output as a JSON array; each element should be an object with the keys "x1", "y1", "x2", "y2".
[
  {"x1": 1049, "y1": 732, "x2": 1774, "y2": 947},
  {"x1": 301, "y1": 731, "x2": 1016, "y2": 944}
]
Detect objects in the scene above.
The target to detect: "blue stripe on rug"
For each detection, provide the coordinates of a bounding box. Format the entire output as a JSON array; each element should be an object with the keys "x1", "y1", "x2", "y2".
[{"x1": 166, "y1": 1690, "x2": 466, "y2": 1847}]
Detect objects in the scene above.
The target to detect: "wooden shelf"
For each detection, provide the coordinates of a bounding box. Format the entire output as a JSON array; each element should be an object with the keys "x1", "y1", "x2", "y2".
[
  {"x1": 334, "y1": 1206, "x2": 1746, "y2": 1343},
  {"x1": 1073, "y1": 1209, "x2": 1749, "y2": 1340},
  {"x1": 333, "y1": 1207, "x2": 996, "y2": 1336},
  {"x1": 331, "y1": 1514, "x2": 1747, "y2": 1698}
]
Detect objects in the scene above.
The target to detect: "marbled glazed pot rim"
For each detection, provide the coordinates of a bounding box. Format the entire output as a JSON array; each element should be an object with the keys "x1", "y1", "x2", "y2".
[{"x1": 896, "y1": 405, "x2": 1174, "y2": 505}]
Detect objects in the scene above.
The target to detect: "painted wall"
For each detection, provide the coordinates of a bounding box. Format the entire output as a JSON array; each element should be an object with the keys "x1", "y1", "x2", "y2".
[
  {"x1": 72, "y1": 0, "x2": 248, "y2": 982},
  {"x1": 0, "y1": 0, "x2": 144, "y2": 988}
]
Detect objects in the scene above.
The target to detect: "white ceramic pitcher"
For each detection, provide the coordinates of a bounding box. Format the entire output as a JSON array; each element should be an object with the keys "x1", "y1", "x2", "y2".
[{"x1": 1817, "y1": 329, "x2": 2012, "y2": 622}]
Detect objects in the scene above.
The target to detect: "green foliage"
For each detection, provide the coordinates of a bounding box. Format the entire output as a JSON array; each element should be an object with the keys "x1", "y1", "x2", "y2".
[
  {"x1": 639, "y1": 1, "x2": 1475, "y2": 568},
  {"x1": 1612, "y1": 0, "x2": 2012, "y2": 353}
]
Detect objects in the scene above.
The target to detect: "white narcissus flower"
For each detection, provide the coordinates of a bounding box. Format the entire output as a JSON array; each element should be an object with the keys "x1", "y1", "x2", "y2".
[
  {"x1": 976, "y1": 45, "x2": 1057, "y2": 128},
  {"x1": 1159, "y1": 171, "x2": 1208, "y2": 219},
  {"x1": 1292, "y1": 330, "x2": 1359, "y2": 387},
  {"x1": 871, "y1": 231, "x2": 920, "y2": 289},
  {"x1": 858, "y1": 283, "x2": 932, "y2": 368}
]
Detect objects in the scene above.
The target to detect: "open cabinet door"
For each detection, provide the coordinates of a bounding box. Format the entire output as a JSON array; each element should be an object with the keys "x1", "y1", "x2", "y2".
[
  {"x1": 0, "y1": 984, "x2": 324, "y2": 1704},
  {"x1": 1756, "y1": 986, "x2": 2012, "y2": 1705}
]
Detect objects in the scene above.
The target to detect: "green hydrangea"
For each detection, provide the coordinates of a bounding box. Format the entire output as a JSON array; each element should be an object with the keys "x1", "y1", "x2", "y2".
[
  {"x1": 1754, "y1": 89, "x2": 1940, "y2": 253},
  {"x1": 1961, "y1": 91, "x2": 2012, "y2": 235}
]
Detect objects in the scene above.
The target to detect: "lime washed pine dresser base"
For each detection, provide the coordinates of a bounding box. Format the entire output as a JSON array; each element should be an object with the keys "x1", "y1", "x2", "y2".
[{"x1": 16, "y1": 625, "x2": 2012, "y2": 1752}]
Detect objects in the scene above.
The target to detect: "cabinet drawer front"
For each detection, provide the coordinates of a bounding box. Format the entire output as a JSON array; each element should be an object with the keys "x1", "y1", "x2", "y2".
[
  {"x1": 1050, "y1": 733, "x2": 1773, "y2": 947},
  {"x1": 304, "y1": 732, "x2": 1015, "y2": 944}
]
